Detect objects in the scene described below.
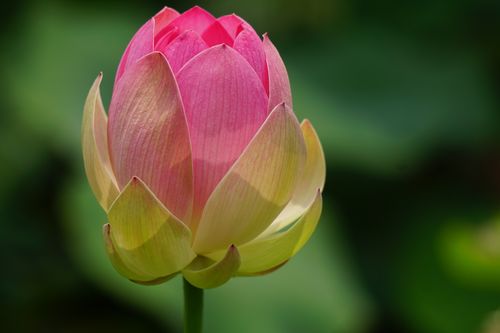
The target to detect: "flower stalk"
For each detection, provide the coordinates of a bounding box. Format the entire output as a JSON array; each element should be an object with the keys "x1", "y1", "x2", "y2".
[{"x1": 184, "y1": 278, "x2": 204, "y2": 333}]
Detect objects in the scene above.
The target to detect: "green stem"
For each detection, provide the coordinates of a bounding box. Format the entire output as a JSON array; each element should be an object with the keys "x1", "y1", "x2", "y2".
[{"x1": 183, "y1": 278, "x2": 204, "y2": 333}]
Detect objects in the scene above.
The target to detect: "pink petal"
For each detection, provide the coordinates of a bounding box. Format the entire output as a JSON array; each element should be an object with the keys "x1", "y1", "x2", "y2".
[
  {"x1": 157, "y1": 30, "x2": 208, "y2": 74},
  {"x1": 193, "y1": 104, "x2": 307, "y2": 253},
  {"x1": 155, "y1": 26, "x2": 179, "y2": 49},
  {"x1": 153, "y1": 7, "x2": 180, "y2": 35},
  {"x1": 164, "y1": 6, "x2": 216, "y2": 36},
  {"x1": 218, "y1": 14, "x2": 254, "y2": 38},
  {"x1": 176, "y1": 45, "x2": 268, "y2": 224},
  {"x1": 108, "y1": 52, "x2": 193, "y2": 223},
  {"x1": 233, "y1": 27, "x2": 268, "y2": 93},
  {"x1": 201, "y1": 21, "x2": 234, "y2": 47},
  {"x1": 263, "y1": 34, "x2": 292, "y2": 112},
  {"x1": 114, "y1": 19, "x2": 154, "y2": 84}
]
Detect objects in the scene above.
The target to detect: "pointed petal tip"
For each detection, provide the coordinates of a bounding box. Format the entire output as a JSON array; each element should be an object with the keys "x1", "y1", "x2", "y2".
[
  {"x1": 212, "y1": 43, "x2": 229, "y2": 50},
  {"x1": 155, "y1": 6, "x2": 180, "y2": 16},
  {"x1": 108, "y1": 178, "x2": 195, "y2": 277},
  {"x1": 129, "y1": 176, "x2": 141, "y2": 187},
  {"x1": 132, "y1": 51, "x2": 170, "y2": 71},
  {"x1": 123, "y1": 175, "x2": 143, "y2": 189},
  {"x1": 102, "y1": 223, "x2": 157, "y2": 282},
  {"x1": 184, "y1": 5, "x2": 210, "y2": 16},
  {"x1": 273, "y1": 102, "x2": 295, "y2": 116},
  {"x1": 142, "y1": 50, "x2": 166, "y2": 61},
  {"x1": 103, "y1": 223, "x2": 112, "y2": 250},
  {"x1": 183, "y1": 244, "x2": 240, "y2": 289},
  {"x1": 158, "y1": 6, "x2": 169, "y2": 13},
  {"x1": 103, "y1": 222, "x2": 110, "y2": 235},
  {"x1": 228, "y1": 244, "x2": 238, "y2": 254},
  {"x1": 300, "y1": 118, "x2": 322, "y2": 136}
]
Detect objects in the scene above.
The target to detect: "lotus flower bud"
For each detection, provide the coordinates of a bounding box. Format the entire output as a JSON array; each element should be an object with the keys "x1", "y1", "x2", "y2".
[{"x1": 82, "y1": 6, "x2": 325, "y2": 288}]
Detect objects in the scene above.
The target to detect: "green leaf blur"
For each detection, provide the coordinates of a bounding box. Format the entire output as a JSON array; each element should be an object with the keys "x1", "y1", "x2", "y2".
[{"x1": 1, "y1": 0, "x2": 499, "y2": 332}]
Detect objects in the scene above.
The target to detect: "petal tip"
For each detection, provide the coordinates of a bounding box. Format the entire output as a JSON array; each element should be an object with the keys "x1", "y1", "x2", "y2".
[
  {"x1": 102, "y1": 223, "x2": 112, "y2": 248},
  {"x1": 273, "y1": 102, "x2": 293, "y2": 114},
  {"x1": 184, "y1": 5, "x2": 210, "y2": 16},
  {"x1": 183, "y1": 245, "x2": 240, "y2": 289}
]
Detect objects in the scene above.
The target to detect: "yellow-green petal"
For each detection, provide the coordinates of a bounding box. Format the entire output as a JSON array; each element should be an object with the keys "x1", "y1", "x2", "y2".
[
  {"x1": 182, "y1": 245, "x2": 240, "y2": 289},
  {"x1": 108, "y1": 177, "x2": 196, "y2": 279},
  {"x1": 103, "y1": 223, "x2": 177, "y2": 285},
  {"x1": 81, "y1": 73, "x2": 119, "y2": 211},
  {"x1": 103, "y1": 223, "x2": 151, "y2": 281},
  {"x1": 234, "y1": 191, "x2": 322, "y2": 276},
  {"x1": 193, "y1": 104, "x2": 306, "y2": 254},
  {"x1": 260, "y1": 119, "x2": 325, "y2": 237}
]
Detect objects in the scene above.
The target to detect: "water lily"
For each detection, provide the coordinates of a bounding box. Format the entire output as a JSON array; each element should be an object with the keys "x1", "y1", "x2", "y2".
[{"x1": 81, "y1": 5, "x2": 325, "y2": 291}]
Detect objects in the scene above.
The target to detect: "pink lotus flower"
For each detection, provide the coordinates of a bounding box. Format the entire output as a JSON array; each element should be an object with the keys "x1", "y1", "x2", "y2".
[{"x1": 82, "y1": 6, "x2": 325, "y2": 288}]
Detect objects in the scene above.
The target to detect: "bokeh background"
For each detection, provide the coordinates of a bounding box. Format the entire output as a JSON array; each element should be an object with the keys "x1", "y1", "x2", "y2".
[{"x1": 1, "y1": 0, "x2": 500, "y2": 332}]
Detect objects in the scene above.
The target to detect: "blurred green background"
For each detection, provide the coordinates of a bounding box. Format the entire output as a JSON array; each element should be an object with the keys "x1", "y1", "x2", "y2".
[{"x1": 1, "y1": 0, "x2": 499, "y2": 332}]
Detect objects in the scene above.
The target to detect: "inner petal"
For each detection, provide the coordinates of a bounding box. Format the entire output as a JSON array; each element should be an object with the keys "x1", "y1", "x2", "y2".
[
  {"x1": 156, "y1": 30, "x2": 208, "y2": 74},
  {"x1": 218, "y1": 14, "x2": 246, "y2": 38},
  {"x1": 201, "y1": 21, "x2": 234, "y2": 47},
  {"x1": 176, "y1": 45, "x2": 268, "y2": 225}
]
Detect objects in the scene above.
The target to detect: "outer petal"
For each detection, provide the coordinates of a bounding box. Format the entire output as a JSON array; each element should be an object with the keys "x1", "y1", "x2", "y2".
[
  {"x1": 201, "y1": 21, "x2": 234, "y2": 47},
  {"x1": 108, "y1": 177, "x2": 196, "y2": 278},
  {"x1": 233, "y1": 27, "x2": 268, "y2": 91},
  {"x1": 182, "y1": 245, "x2": 240, "y2": 289},
  {"x1": 193, "y1": 104, "x2": 306, "y2": 254},
  {"x1": 263, "y1": 34, "x2": 292, "y2": 112},
  {"x1": 234, "y1": 191, "x2": 322, "y2": 276},
  {"x1": 156, "y1": 30, "x2": 208, "y2": 74},
  {"x1": 260, "y1": 119, "x2": 326, "y2": 236},
  {"x1": 103, "y1": 224, "x2": 177, "y2": 285},
  {"x1": 81, "y1": 73, "x2": 119, "y2": 211},
  {"x1": 176, "y1": 45, "x2": 268, "y2": 221},
  {"x1": 115, "y1": 19, "x2": 154, "y2": 84},
  {"x1": 108, "y1": 52, "x2": 193, "y2": 222}
]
